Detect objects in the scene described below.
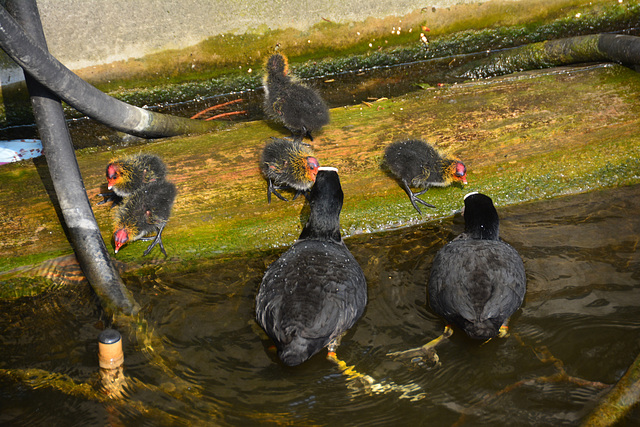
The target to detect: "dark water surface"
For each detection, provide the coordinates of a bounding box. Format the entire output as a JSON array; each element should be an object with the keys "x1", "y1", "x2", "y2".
[{"x1": 2, "y1": 184, "x2": 640, "y2": 426}]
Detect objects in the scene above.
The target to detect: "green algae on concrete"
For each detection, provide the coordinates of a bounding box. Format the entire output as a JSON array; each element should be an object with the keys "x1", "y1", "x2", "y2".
[
  {"x1": 94, "y1": 0, "x2": 640, "y2": 108},
  {"x1": 3, "y1": 0, "x2": 639, "y2": 128},
  {"x1": 1, "y1": 63, "x2": 640, "y2": 279},
  {"x1": 80, "y1": 0, "x2": 639, "y2": 92}
]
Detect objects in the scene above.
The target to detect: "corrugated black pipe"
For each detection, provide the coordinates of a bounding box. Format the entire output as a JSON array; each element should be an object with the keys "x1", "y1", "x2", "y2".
[
  {"x1": 0, "y1": 4, "x2": 217, "y2": 138},
  {"x1": 5, "y1": 0, "x2": 139, "y2": 316}
]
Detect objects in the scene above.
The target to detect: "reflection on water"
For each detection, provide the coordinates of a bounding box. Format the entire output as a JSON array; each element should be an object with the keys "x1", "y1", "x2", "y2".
[{"x1": 1, "y1": 184, "x2": 639, "y2": 426}]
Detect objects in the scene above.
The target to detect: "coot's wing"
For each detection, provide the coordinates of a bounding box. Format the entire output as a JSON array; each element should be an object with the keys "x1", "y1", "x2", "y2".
[
  {"x1": 384, "y1": 143, "x2": 425, "y2": 184},
  {"x1": 428, "y1": 241, "x2": 478, "y2": 325},
  {"x1": 478, "y1": 242, "x2": 526, "y2": 322}
]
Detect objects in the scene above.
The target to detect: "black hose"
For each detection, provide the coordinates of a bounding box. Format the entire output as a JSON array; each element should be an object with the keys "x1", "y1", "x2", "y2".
[
  {"x1": 0, "y1": 5, "x2": 217, "y2": 138},
  {"x1": 5, "y1": 0, "x2": 139, "y2": 316},
  {"x1": 453, "y1": 34, "x2": 640, "y2": 80},
  {"x1": 598, "y1": 33, "x2": 640, "y2": 66}
]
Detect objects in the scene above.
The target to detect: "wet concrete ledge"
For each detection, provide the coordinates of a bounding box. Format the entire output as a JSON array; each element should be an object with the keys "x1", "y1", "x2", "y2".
[{"x1": 0, "y1": 62, "x2": 639, "y2": 278}]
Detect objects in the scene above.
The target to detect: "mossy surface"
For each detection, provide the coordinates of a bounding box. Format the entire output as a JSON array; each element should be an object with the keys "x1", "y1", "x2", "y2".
[
  {"x1": 1, "y1": 63, "x2": 639, "y2": 278},
  {"x1": 2, "y1": 0, "x2": 639, "y2": 127},
  {"x1": 97, "y1": 0, "x2": 640, "y2": 105}
]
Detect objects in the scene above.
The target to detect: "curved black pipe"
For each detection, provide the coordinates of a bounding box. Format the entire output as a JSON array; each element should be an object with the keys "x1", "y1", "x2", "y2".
[
  {"x1": 0, "y1": 5, "x2": 217, "y2": 138},
  {"x1": 5, "y1": 0, "x2": 139, "y2": 316}
]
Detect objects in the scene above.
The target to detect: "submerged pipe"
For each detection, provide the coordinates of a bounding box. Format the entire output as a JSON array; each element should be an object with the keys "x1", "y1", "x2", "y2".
[
  {"x1": 98, "y1": 328, "x2": 127, "y2": 398},
  {"x1": 454, "y1": 34, "x2": 640, "y2": 80},
  {"x1": 0, "y1": 5, "x2": 217, "y2": 139},
  {"x1": 98, "y1": 329, "x2": 124, "y2": 370},
  {"x1": 6, "y1": 0, "x2": 139, "y2": 316},
  {"x1": 582, "y1": 350, "x2": 640, "y2": 426}
]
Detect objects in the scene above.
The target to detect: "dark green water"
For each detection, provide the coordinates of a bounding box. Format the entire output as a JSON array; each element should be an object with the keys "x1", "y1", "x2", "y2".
[{"x1": 1, "y1": 184, "x2": 639, "y2": 426}]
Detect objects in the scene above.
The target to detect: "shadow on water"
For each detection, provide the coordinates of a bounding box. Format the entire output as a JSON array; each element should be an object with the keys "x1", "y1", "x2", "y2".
[{"x1": 1, "y1": 184, "x2": 639, "y2": 425}]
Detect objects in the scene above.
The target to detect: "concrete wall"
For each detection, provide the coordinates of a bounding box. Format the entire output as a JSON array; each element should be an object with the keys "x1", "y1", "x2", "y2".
[{"x1": 35, "y1": 0, "x2": 483, "y2": 70}]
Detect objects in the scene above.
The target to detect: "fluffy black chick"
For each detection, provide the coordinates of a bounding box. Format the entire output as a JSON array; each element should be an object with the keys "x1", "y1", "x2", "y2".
[
  {"x1": 384, "y1": 139, "x2": 467, "y2": 214},
  {"x1": 112, "y1": 180, "x2": 177, "y2": 256},
  {"x1": 99, "y1": 153, "x2": 168, "y2": 205},
  {"x1": 260, "y1": 137, "x2": 320, "y2": 203},
  {"x1": 263, "y1": 53, "x2": 329, "y2": 141}
]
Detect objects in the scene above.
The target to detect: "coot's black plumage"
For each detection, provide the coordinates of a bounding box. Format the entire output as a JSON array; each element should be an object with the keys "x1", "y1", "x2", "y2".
[
  {"x1": 263, "y1": 53, "x2": 329, "y2": 141},
  {"x1": 384, "y1": 139, "x2": 467, "y2": 214},
  {"x1": 256, "y1": 168, "x2": 367, "y2": 366},
  {"x1": 260, "y1": 137, "x2": 320, "y2": 203},
  {"x1": 113, "y1": 180, "x2": 177, "y2": 256},
  {"x1": 429, "y1": 192, "x2": 526, "y2": 340}
]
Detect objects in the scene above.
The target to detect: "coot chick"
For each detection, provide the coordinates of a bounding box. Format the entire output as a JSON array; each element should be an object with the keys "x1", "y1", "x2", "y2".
[
  {"x1": 260, "y1": 137, "x2": 320, "y2": 203},
  {"x1": 112, "y1": 180, "x2": 177, "y2": 256},
  {"x1": 102, "y1": 153, "x2": 168, "y2": 201},
  {"x1": 429, "y1": 192, "x2": 526, "y2": 340},
  {"x1": 256, "y1": 167, "x2": 367, "y2": 366},
  {"x1": 263, "y1": 53, "x2": 329, "y2": 141},
  {"x1": 384, "y1": 139, "x2": 467, "y2": 214}
]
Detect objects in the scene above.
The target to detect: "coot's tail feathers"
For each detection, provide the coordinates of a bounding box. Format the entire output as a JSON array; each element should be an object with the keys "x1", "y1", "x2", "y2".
[
  {"x1": 464, "y1": 319, "x2": 501, "y2": 341},
  {"x1": 278, "y1": 336, "x2": 326, "y2": 367}
]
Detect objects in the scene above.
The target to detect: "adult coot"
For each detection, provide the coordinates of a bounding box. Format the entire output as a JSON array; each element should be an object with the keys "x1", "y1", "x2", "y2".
[
  {"x1": 429, "y1": 192, "x2": 526, "y2": 340},
  {"x1": 384, "y1": 139, "x2": 467, "y2": 214},
  {"x1": 256, "y1": 167, "x2": 367, "y2": 366},
  {"x1": 389, "y1": 192, "x2": 526, "y2": 364},
  {"x1": 260, "y1": 137, "x2": 320, "y2": 203},
  {"x1": 263, "y1": 53, "x2": 330, "y2": 141}
]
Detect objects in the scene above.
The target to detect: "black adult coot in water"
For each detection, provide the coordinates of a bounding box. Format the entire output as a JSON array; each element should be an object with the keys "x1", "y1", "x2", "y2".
[
  {"x1": 112, "y1": 180, "x2": 177, "y2": 256},
  {"x1": 256, "y1": 167, "x2": 367, "y2": 366},
  {"x1": 260, "y1": 137, "x2": 320, "y2": 203},
  {"x1": 429, "y1": 192, "x2": 526, "y2": 340},
  {"x1": 384, "y1": 139, "x2": 467, "y2": 214},
  {"x1": 99, "y1": 153, "x2": 168, "y2": 205},
  {"x1": 263, "y1": 53, "x2": 330, "y2": 141},
  {"x1": 389, "y1": 192, "x2": 525, "y2": 363}
]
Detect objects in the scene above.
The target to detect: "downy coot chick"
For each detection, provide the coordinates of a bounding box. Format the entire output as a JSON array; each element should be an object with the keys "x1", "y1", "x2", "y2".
[
  {"x1": 429, "y1": 192, "x2": 526, "y2": 340},
  {"x1": 260, "y1": 137, "x2": 320, "y2": 203},
  {"x1": 112, "y1": 180, "x2": 177, "y2": 256},
  {"x1": 384, "y1": 139, "x2": 467, "y2": 214},
  {"x1": 255, "y1": 167, "x2": 367, "y2": 366},
  {"x1": 103, "y1": 153, "x2": 168, "y2": 200},
  {"x1": 263, "y1": 53, "x2": 329, "y2": 141}
]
